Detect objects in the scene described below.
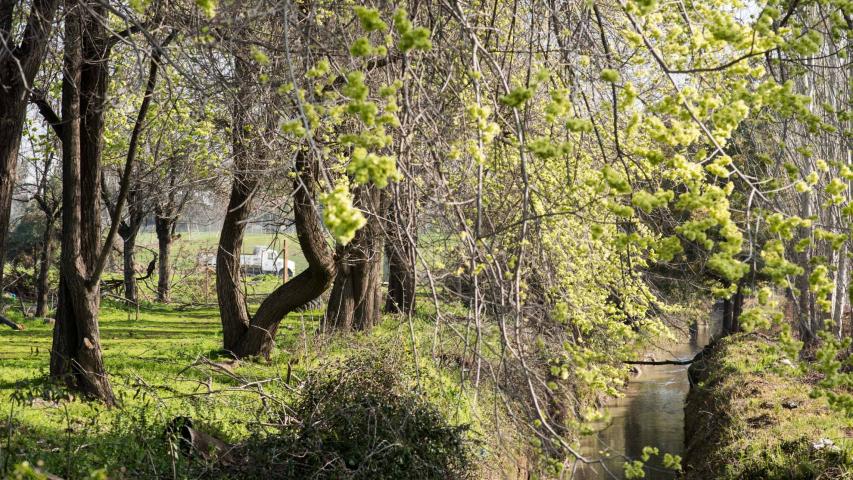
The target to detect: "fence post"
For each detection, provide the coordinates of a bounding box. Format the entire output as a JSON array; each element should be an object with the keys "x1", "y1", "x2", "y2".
[
  {"x1": 205, "y1": 267, "x2": 210, "y2": 304},
  {"x1": 282, "y1": 239, "x2": 289, "y2": 283}
]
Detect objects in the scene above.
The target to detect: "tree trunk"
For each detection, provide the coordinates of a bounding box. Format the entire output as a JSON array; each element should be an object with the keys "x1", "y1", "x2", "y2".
[
  {"x1": 35, "y1": 218, "x2": 54, "y2": 317},
  {"x1": 154, "y1": 214, "x2": 174, "y2": 303},
  {"x1": 731, "y1": 286, "x2": 744, "y2": 334},
  {"x1": 49, "y1": 0, "x2": 114, "y2": 405},
  {"x1": 833, "y1": 245, "x2": 848, "y2": 338},
  {"x1": 721, "y1": 298, "x2": 730, "y2": 334},
  {"x1": 218, "y1": 150, "x2": 337, "y2": 358},
  {"x1": 215, "y1": 53, "x2": 258, "y2": 350},
  {"x1": 384, "y1": 182, "x2": 416, "y2": 315},
  {"x1": 0, "y1": 0, "x2": 61, "y2": 296},
  {"x1": 232, "y1": 155, "x2": 337, "y2": 357},
  {"x1": 797, "y1": 261, "x2": 816, "y2": 342},
  {"x1": 215, "y1": 166, "x2": 256, "y2": 351},
  {"x1": 119, "y1": 193, "x2": 144, "y2": 303},
  {"x1": 325, "y1": 184, "x2": 384, "y2": 332},
  {"x1": 122, "y1": 230, "x2": 138, "y2": 303}
]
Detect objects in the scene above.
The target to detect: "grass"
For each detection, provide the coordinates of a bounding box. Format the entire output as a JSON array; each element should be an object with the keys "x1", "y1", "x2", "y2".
[
  {"x1": 684, "y1": 334, "x2": 853, "y2": 479},
  {"x1": 0, "y1": 297, "x2": 510, "y2": 479},
  {"x1": 1, "y1": 302, "x2": 314, "y2": 478}
]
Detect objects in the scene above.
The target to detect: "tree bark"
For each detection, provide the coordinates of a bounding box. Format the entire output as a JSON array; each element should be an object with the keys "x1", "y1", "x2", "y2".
[
  {"x1": 832, "y1": 245, "x2": 848, "y2": 338},
  {"x1": 384, "y1": 181, "x2": 416, "y2": 315},
  {"x1": 154, "y1": 212, "x2": 174, "y2": 303},
  {"x1": 153, "y1": 162, "x2": 188, "y2": 304},
  {"x1": 0, "y1": 0, "x2": 61, "y2": 295},
  {"x1": 49, "y1": 0, "x2": 114, "y2": 404},
  {"x1": 121, "y1": 228, "x2": 139, "y2": 303},
  {"x1": 731, "y1": 285, "x2": 744, "y2": 334},
  {"x1": 35, "y1": 217, "x2": 54, "y2": 317},
  {"x1": 215, "y1": 52, "x2": 258, "y2": 349},
  {"x1": 215, "y1": 164, "x2": 255, "y2": 351},
  {"x1": 119, "y1": 191, "x2": 145, "y2": 303},
  {"x1": 325, "y1": 184, "x2": 384, "y2": 332},
  {"x1": 233, "y1": 153, "x2": 337, "y2": 357}
]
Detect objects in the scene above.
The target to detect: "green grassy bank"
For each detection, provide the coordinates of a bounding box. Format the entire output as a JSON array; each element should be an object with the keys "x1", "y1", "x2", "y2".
[{"x1": 684, "y1": 334, "x2": 853, "y2": 479}]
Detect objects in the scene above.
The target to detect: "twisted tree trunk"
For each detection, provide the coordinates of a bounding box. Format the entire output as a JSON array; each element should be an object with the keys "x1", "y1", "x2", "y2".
[
  {"x1": 216, "y1": 65, "x2": 256, "y2": 349},
  {"x1": 218, "y1": 150, "x2": 336, "y2": 358},
  {"x1": 216, "y1": 167, "x2": 255, "y2": 350}
]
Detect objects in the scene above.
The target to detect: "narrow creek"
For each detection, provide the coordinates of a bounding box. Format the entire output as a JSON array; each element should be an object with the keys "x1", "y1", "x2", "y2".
[{"x1": 576, "y1": 313, "x2": 722, "y2": 479}]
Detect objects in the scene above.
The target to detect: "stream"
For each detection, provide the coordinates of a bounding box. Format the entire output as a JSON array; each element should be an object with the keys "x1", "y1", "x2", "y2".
[{"x1": 575, "y1": 313, "x2": 722, "y2": 479}]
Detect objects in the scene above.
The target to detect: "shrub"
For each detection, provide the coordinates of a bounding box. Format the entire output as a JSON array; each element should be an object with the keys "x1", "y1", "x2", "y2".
[{"x1": 235, "y1": 352, "x2": 474, "y2": 479}]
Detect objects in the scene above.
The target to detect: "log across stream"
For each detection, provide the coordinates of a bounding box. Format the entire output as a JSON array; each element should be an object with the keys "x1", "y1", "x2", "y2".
[{"x1": 576, "y1": 312, "x2": 722, "y2": 479}]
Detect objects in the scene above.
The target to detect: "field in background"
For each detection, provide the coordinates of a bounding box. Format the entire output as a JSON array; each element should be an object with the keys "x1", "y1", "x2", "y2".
[
  {"x1": 133, "y1": 231, "x2": 309, "y2": 274},
  {"x1": 81, "y1": 232, "x2": 312, "y2": 305}
]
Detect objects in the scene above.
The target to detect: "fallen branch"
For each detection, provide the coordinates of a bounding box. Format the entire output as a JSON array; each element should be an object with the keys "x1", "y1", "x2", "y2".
[
  {"x1": 623, "y1": 350, "x2": 703, "y2": 365},
  {"x1": 166, "y1": 416, "x2": 236, "y2": 464},
  {"x1": 0, "y1": 314, "x2": 24, "y2": 330}
]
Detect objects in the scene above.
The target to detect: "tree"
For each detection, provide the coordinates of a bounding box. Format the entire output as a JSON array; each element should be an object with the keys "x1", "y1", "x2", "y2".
[
  {"x1": 49, "y1": 1, "x2": 168, "y2": 402},
  {"x1": 0, "y1": 0, "x2": 61, "y2": 294},
  {"x1": 102, "y1": 46, "x2": 189, "y2": 304},
  {"x1": 213, "y1": 20, "x2": 338, "y2": 357},
  {"x1": 150, "y1": 99, "x2": 220, "y2": 303},
  {"x1": 103, "y1": 169, "x2": 149, "y2": 303},
  {"x1": 220, "y1": 150, "x2": 336, "y2": 358},
  {"x1": 15, "y1": 125, "x2": 61, "y2": 317},
  {"x1": 49, "y1": 0, "x2": 117, "y2": 403},
  {"x1": 383, "y1": 132, "x2": 417, "y2": 316}
]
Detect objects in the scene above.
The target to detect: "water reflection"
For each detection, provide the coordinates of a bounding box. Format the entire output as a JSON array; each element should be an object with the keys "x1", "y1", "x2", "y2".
[{"x1": 575, "y1": 314, "x2": 721, "y2": 479}]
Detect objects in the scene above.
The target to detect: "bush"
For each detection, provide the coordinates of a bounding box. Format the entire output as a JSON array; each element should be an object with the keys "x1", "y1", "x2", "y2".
[
  {"x1": 6, "y1": 208, "x2": 45, "y2": 263},
  {"x1": 235, "y1": 352, "x2": 474, "y2": 479}
]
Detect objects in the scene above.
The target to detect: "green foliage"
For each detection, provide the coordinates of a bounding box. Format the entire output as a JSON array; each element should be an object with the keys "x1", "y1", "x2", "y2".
[
  {"x1": 349, "y1": 37, "x2": 374, "y2": 57},
  {"x1": 354, "y1": 6, "x2": 388, "y2": 32},
  {"x1": 321, "y1": 182, "x2": 367, "y2": 245},
  {"x1": 499, "y1": 86, "x2": 533, "y2": 108},
  {"x1": 393, "y1": 8, "x2": 431, "y2": 52},
  {"x1": 565, "y1": 117, "x2": 593, "y2": 132},
  {"x1": 622, "y1": 447, "x2": 680, "y2": 478},
  {"x1": 600, "y1": 69, "x2": 620, "y2": 83},
  {"x1": 281, "y1": 119, "x2": 306, "y2": 137},
  {"x1": 602, "y1": 165, "x2": 631, "y2": 194},
  {"x1": 631, "y1": 189, "x2": 673, "y2": 213},
  {"x1": 347, "y1": 147, "x2": 400, "y2": 188},
  {"x1": 195, "y1": 0, "x2": 216, "y2": 18},
  {"x1": 623, "y1": 460, "x2": 645, "y2": 478}
]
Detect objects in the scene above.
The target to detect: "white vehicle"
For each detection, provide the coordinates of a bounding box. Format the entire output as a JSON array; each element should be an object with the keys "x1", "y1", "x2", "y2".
[{"x1": 207, "y1": 246, "x2": 295, "y2": 277}]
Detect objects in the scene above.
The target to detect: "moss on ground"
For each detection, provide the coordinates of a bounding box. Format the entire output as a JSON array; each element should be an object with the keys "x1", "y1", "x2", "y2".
[{"x1": 684, "y1": 334, "x2": 853, "y2": 479}]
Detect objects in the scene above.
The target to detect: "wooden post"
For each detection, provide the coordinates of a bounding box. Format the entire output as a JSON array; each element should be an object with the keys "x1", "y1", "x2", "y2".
[
  {"x1": 204, "y1": 266, "x2": 210, "y2": 304},
  {"x1": 282, "y1": 239, "x2": 289, "y2": 283}
]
